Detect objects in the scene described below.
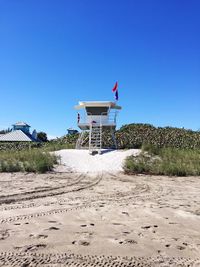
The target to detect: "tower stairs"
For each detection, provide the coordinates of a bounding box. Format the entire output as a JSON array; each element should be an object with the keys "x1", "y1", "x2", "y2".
[{"x1": 89, "y1": 122, "x2": 102, "y2": 154}]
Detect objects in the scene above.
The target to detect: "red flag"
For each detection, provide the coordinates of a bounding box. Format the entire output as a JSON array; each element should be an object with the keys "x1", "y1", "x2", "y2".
[{"x1": 112, "y1": 81, "x2": 118, "y2": 92}]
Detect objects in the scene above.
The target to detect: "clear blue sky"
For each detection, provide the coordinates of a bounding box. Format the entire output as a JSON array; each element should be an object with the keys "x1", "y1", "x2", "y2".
[{"x1": 0, "y1": 0, "x2": 199, "y2": 138}]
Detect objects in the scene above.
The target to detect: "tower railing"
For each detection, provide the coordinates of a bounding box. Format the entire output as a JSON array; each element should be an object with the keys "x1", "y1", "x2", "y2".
[{"x1": 78, "y1": 111, "x2": 117, "y2": 125}]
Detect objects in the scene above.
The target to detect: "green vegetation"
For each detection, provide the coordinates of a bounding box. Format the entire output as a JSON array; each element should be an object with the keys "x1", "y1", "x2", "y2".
[
  {"x1": 0, "y1": 138, "x2": 74, "y2": 173},
  {"x1": 41, "y1": 141, "x2": 74, "y2": 152},
  {"x1": 74, "y1": 124, "x2": 200, "y2": 150},
  {"x1": 0, "y1": 128, "x2": 12, "y2": 134},
  {"x1": 116, "y1": 124, "x2": 200, "y2": 149},
  {"x1": 37, "y1": 131, "x2": 48, "y2": 142},
  {"x1": 0, "y1": 142, "x2": 42, "y2": 151},
  {"x1": 49, "y1": 134, "x2": 79, "y2": 148},
  {"x1": 1, "y1": 124, "x2": 199, "y2": 151},
  {"x1": 0, "y1": 123, "x2": 199, "y2": 175},
  {"x1": 124, "y1": 145, "x2": 200, "y2": 176},
  {"x1": 0, "y1": 150, "x2": 58, "y2": 173},
  {"x1": 0, "y1": 139, "x2": 76, "y2": 152}
]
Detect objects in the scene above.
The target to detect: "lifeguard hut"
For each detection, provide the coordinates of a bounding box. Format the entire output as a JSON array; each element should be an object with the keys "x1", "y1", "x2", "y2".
[{"x1": 74, "y1": 101, "x2": 121, "y2": 154}]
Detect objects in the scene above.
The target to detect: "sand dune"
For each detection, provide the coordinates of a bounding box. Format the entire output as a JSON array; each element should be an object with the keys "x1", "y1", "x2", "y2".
[{"x1": 54, "y1": 149, "x2": 140, "y2": 173}]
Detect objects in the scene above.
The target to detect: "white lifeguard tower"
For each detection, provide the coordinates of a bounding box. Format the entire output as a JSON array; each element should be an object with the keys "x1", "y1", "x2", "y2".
[{"x1": 75, "y1": 101, "x2": 122, "y2": 154}]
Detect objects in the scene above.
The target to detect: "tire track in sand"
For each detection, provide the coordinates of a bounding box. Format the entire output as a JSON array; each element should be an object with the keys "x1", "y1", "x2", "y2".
[
  {"x1": 0, "y1": 173, "x2": 96, "y2": 205},
  {"x1": 0, "y1": 174, "x2": 102, "y2": 224},
  {"x1": 0, "y1": 252, "x2": 199, "y2": 266}
]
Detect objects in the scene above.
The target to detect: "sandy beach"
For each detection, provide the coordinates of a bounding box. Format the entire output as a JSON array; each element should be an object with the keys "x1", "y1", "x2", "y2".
[{"x1": 0, "y1": 149, "x2": 200, "y2": 266}]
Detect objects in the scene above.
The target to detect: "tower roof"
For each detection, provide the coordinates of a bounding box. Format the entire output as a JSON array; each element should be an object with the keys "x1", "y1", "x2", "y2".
[
  {"x1": 74, "y1": 101, "x2": 121, "y2": 110},
  {"x1": 12, "y1": 122, "x2": 30, "y2": 127}
]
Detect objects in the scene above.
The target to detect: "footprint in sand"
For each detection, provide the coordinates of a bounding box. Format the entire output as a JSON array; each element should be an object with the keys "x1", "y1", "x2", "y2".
[
  {"x1": 138, "y1": 232, "x2": 144, "y2": 237},
  {"x1": 80, "y1": 224, "x2": 95, "y2": 227},
  {"x1": 125, "y1": 239, "x2": 137, "y2": 244},
  {"x1": 79, "y1": 240, "x2": 90, "y2": 246},
  {"x1": 47, "y1": 226, "x2": 60, "y2": 231},
  {"x1": 123, "y1": 231, "x2": 131, "y2": 235},
  {"x1": 14, "y1": 243, "x2": 47, "y2": 252},
  {"x1": 0, "y1": 230, "x2": 10, "y2": 240},
  {"x1": 29, "y1": 234, "x2": 48, "y2": 239},
  {"x1": 141, "y1": 225, "x2": 158, "y2": 230},
  {"x1": 177, "y1": 245, "x2": 186, "y2": 250},
  {"x1": 72, "y1": 240, "x2": 90, "y2": 246},
  {"x1": 119, "y1": 239, "x2": 137, "y2": 245},
  {"x1": 122, "y1": 211, "x2": 129, "y2": 216},
  {"x1": 141, "y1": 225, "x2": 151, "y2": 229}
]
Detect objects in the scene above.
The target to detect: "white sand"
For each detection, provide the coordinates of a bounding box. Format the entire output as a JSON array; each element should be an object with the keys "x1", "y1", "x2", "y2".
[
  {"x1": 1, "y1": 149, "x2": 200, "y2": 264},
  {"x1": 54, "y1": 149, "x2": 140, "y2": 173},
  {"x1": 1, "y1": 172, "x2": 200, "y2": 262}
]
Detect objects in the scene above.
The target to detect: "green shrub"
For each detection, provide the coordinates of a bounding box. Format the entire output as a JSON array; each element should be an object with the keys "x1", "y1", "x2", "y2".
[
  {"x1": 117, "y1": 124, "x2": 200, "y2": 150},
  {"x1": 0, "y1": 142, "x2": 42, "y2": 151},
  {"x1": 0, "y1": 150, "x2": 58, "y2": 173},
  {"x1": 41, "y1": 142, "x2": 75, "y2": 152},
  {"x1": 124, "y1": 154, "x2": 152, "y2": 174},
  {"x1": 0, "y1": 123, "x2": 199, "y2": 153},
  {"x1": 141, "y1": 143, "x2": 160, "y2": 155},
  {"x1": 124, "y1": 147, "x2": 200, "y2": 176}
]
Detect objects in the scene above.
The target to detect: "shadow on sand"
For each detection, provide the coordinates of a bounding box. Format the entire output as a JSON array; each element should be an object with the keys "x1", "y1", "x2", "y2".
[{"x1": 100, "y1": 149, "x2": 116, "y2": 155}]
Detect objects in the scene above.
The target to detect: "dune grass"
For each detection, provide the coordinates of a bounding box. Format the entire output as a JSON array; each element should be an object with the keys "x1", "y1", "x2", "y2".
[
  {"x1": 41, "y1": 142, "x2": 74, "y2": 152},
  {"x1": 0, "y1": 141, "x2": 73, "y2": 173},
  {"x1": 0, "y1": 150, "x2": 58, "y2": 173},
  {"x1": 124, "y1": 145, "x2": 200, "y2": 176}
]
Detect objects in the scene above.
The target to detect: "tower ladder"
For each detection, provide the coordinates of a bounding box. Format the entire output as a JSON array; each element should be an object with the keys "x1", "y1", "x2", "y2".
[{"x1": 89, "y1": 122, "x2": 102, "y2": 154}]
